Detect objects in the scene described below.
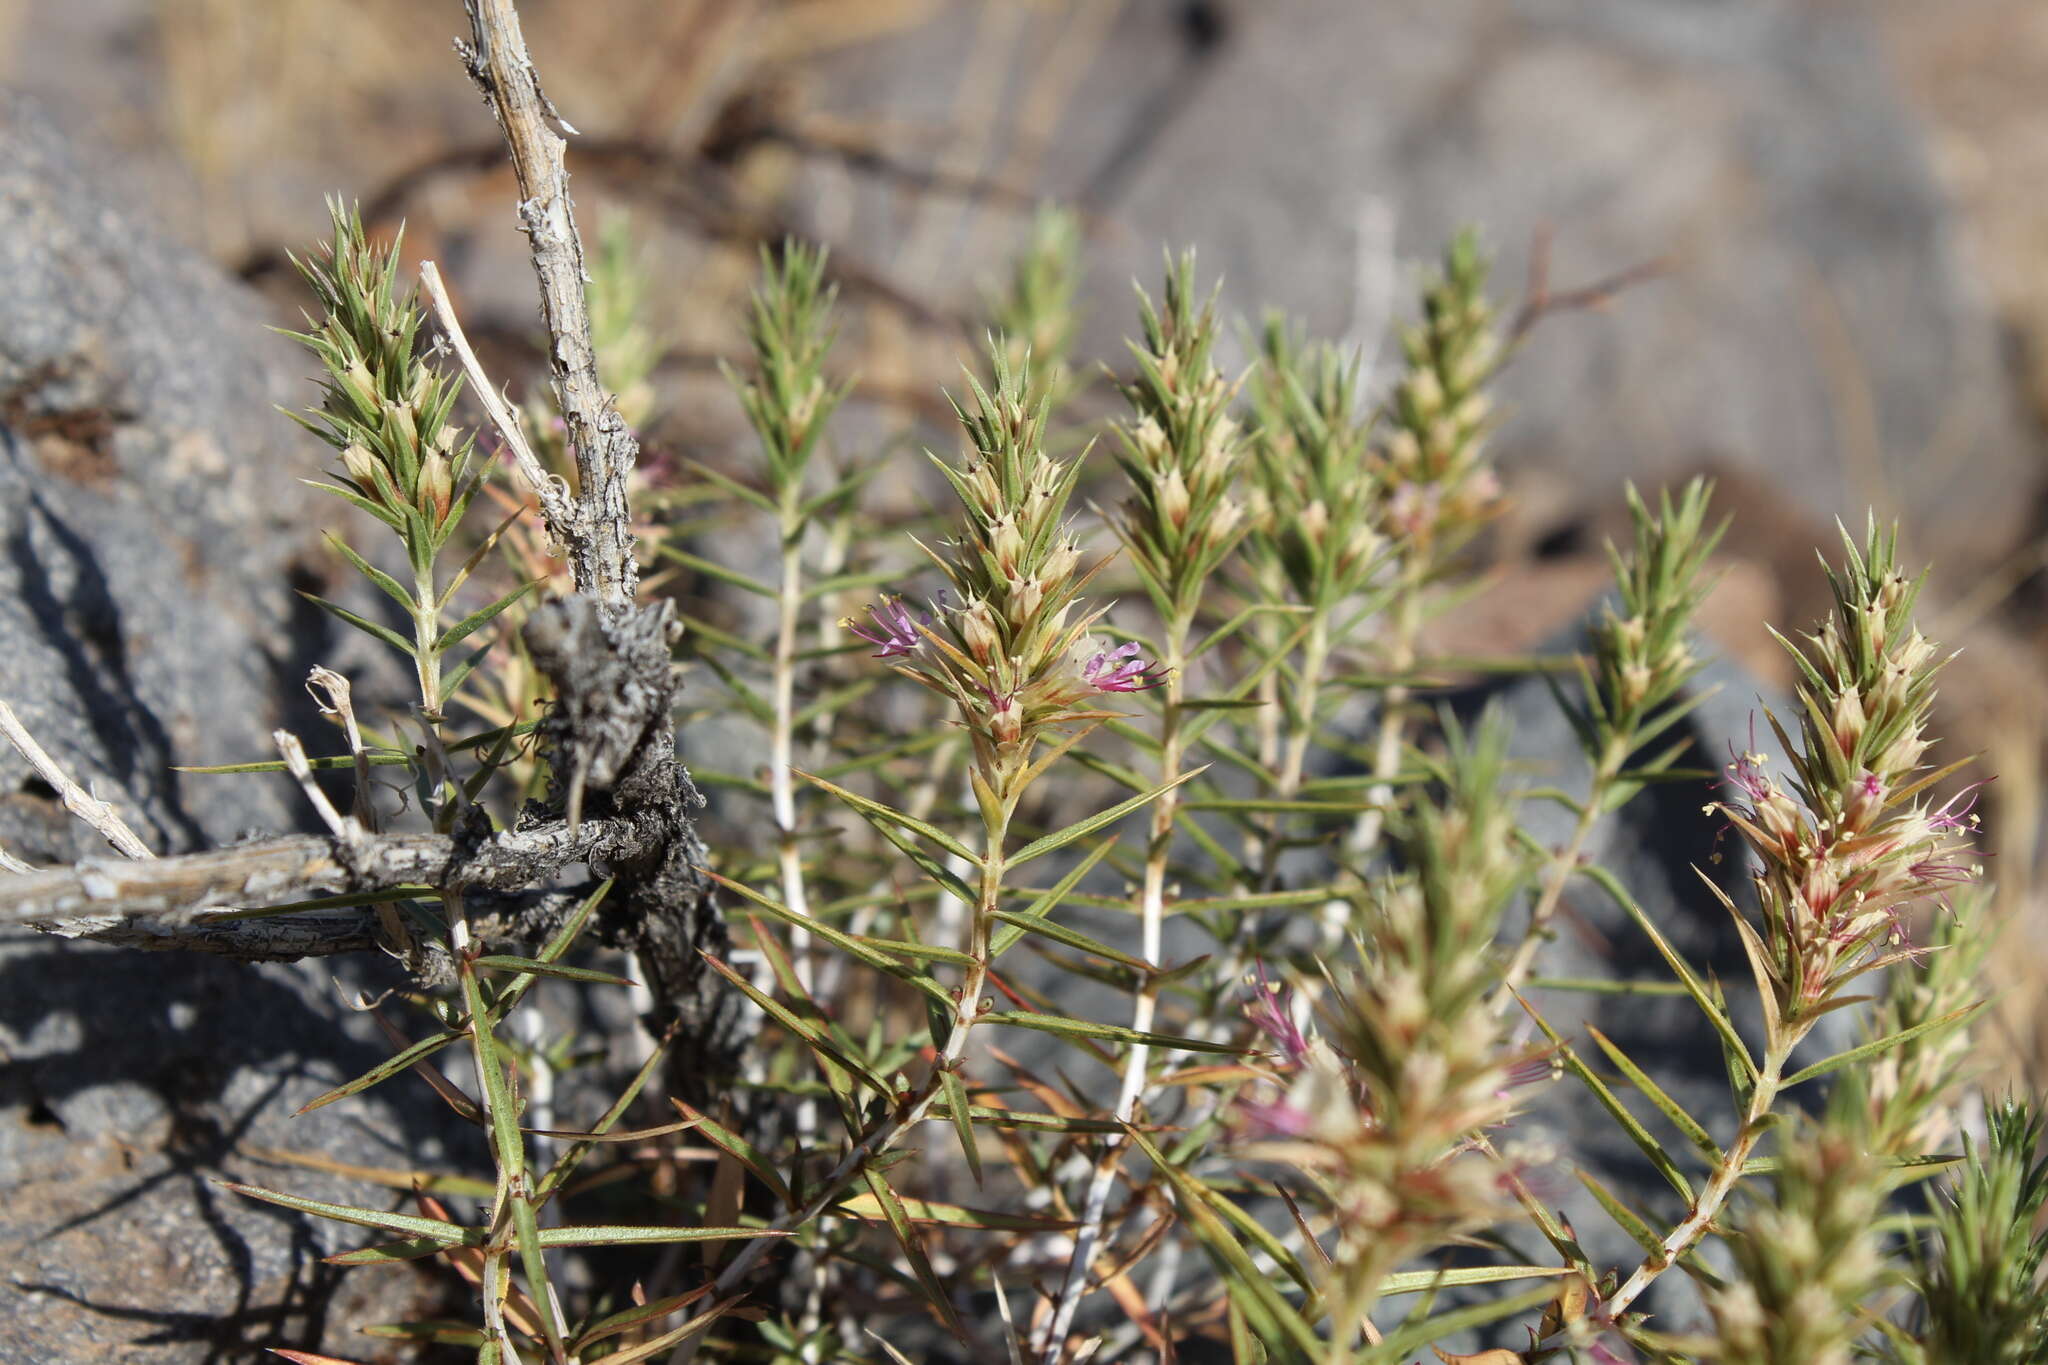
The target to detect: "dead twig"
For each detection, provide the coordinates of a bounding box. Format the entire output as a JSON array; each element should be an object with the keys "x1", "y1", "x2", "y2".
[
  {"x1": 419, "y1": 259, "x2": 577, "y2": 554},
  {"x1": 460, "y1": 0, "x2": 645, "y2": 619},
  {"x1": 0, "y1": 699, "x2": 155, "y2": 860},
  {"x1": 1507, "y1": 224, "x2": 1674, "y2": 347}
]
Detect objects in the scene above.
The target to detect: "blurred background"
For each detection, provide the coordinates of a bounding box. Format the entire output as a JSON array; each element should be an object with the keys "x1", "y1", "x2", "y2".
[{"x1": 5, "y1": 0, "x2": 2046, "y2": 1058}]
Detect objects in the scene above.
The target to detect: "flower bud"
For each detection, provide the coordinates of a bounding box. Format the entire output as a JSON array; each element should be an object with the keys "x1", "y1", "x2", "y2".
[
  {"x1": 340, "y1": 442, "x2": 381, "y2": 494},
  {"x1": 990, "y1": 517, "x2": 1026, "y2": 575},
  {"x1": 1403, "y1": 366, "x2": 1445, "y2": 423},
  {"x1": 341, "y1": 359, "x2": 378, "y2": 414},
  {"x1": 418, "y1": 449, "x2": 453, "y2": 523},
  {"x1": 1842, "y1": 772, "x2": 1884, "y2": 835},
  {"x1": 1831, "y1": 689, "x2": 1866, "y2": 758},
  {"x1": 1203, "y1": 498, "x2": 1244, "y2": 555},
  {"x1": 1299, "y1": 499, "x2": 1329, "y2": 546},
  {"x1": 1157, "y1": 465, "x2": 1191, "y2": 530},
  {"x1": 1041, "y1": 538, "x2": 1079, "y2": 587},
  {"x1": 1756, "y1": 790, "x2": 1806, "y2": 854},
  {"x1": 988, "y1": 694, "x2": 1022, "y2": 746},
  {"x1": 1005, "y1": 574, "x2": 1043, "y2": 629},
  {"x1": 959, "y1": 600, "x2": 1001, "y2": 663}
]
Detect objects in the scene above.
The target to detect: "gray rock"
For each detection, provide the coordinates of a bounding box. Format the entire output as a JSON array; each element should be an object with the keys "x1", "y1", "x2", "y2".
[
  {"x1": 0, "y1": 941, "x2": 461, "y2": 1363},
  {"x1": 0, "y1": 90, "x2": 467, "y2": 1361},
  {"x1": 804, "y1": 0, "x2": 2043, "y2": 583},
  {"x1": 0, "y1": 85, "x2": 338, "y2": 863}
]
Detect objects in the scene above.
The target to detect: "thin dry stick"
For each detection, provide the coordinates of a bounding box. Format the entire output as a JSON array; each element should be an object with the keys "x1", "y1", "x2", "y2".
[
  {"x1": 274, "y1": 729, "x2": 360, "y2": 846},
  {"x1": 462, "y1": 0, "x2": 641, "y2": 619},
  {"x1": 1506, "y1": 224, "x2": 1673, "y2": 349},
  {"x1": 0, "y1": 818, "x2": 641, "y2": 926},
  {"x1": 419, "y1": 258, "x2": 577, "y2": 550},
  {"x1": 0, "y1": 699, "x2": 155, "y2": 861},
  {"x1": 305, "y1": 668, "x2": 379, "y2": 832}
]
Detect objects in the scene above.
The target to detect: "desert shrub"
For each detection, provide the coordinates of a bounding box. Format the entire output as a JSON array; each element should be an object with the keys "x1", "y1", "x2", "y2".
[{"x1": 6, "y1": 5, "x2": 2035, "y2": 1363}]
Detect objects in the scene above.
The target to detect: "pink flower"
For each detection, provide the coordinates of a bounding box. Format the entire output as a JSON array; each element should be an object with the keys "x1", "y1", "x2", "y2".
[
  {"x1": 1927, "y1": 781, "x2": 1985, "y2": 834},
  {"x1": 1083, "y1": 642, "x2": 1166, "y2": 693},
  {"x1": 846, "y1": 597, "x2": 923, "y2": 658},
  {"x1": 1244, "y1": 966, "x2": 1310, "y2": 1068},
  {"x1": 1238, "y1": 1097, "x2": 1313, "y2": 1138}
]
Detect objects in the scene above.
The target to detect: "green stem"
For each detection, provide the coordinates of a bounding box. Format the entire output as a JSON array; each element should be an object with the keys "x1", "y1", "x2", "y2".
[
  {"x1": 674, "y1": 803, "x2": 1013, "y2": 1364},
  {"x1": 1347, "y1": 556, "x2": 1425, "y2": 860},
  {"x1": 1605, "y1": 1030, "x2": 1804, "y2": 1317},
  {"x1": 771, "y1": 514, "x2": 812, "y2": 988},
  {"x1": 1491, "y1": 733, "x2": 1628, "y2": 1013},
  {"x1": 1039, "y1": 613, "x2": 1191, "y2": 1359},
  {"x1": 414, "y1": 562, "x2": 445, "y2": 721},
  {"x1": 451, "y1": 892, "x2": 566, "y2": 1361},
  {"x1": 1255, "y1": 612, "x2": 1331, "y2": 893}
]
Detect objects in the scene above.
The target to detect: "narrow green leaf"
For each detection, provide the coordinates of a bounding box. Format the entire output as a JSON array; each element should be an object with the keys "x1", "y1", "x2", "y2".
[
  {"x1": 575, "y1": 1287, "x2": 714, "y2": 1350},
  {"x1": 657, "y1": 544, "x2": 777, "y2": 597},
  {"x1": 700, "y1": 869, "x2": 951, "y2": 1006},
  {"x1": 984, "y1": 1010, "x2": 1241, "y2": 1054},
  {"x1": 991, "y1": 910, "x2": 1149, "y2": 972},
  {"x1": 831, "y1": 1191, "x2": 1076, "y2": 1232},
  {"x1": 324, "y1": 533, "x2": 415, "y2": 613},
  {"x1": 992, "y1": 836, "x2": 1118, "y2": 957},
  {"x1": 586, "y1": 1294, "x2": 747, "y2": 1365},
  {"x1": 472, "y1": 955, "x2": 634, "y2": 987},
  {"x1": 296, "y1": 1028, "x2": 463, "y2": 1116},
  {"x1": 1576, "y1": 1168, "x2": 1665, "y2": 1257},
  {"x1": 927, "y1": 1103, "x2": 1125, "y2": 1133},
  {"x1": 678, "y1": 456, "x2": 777, "y2": 514},
  {"x1": 435, "y1": 579, "x2": 538, "y2": 653},
  {"x1": 675, "y1": 610, "x2": 770, "y2": 662},
  {"x1": 457, "y1": 960, "x2": 528, "y2": 1199},
  {"x1": 701, "y1": 953, "x2": 892, "y2": 1095},
  {"x1": 533, "y1": 1224, "x2": 784, "y2": 1248},
  {"x1": 797, "y1": 768, "x2": 982, "y2": 866},
  {"x1": 360, "y1": 1321, "x2": 486, "y2": 1346},
  {"x1": 218, "y1": 1182, "x2": 478, "y2": 1244},
  {"x1": 1582, "y1": 862, "x2": 1757, "y2": 1083},
  {"x1": 1527, "y1": 976, "x2": 1689, "y2": 997},
  {"x1": 536, "y1": 1034, "x2": 669, "y2": 1206},
  {"x1": 509, "y1": 1195, "x2": 567, "y2": 1359},
  {"x1": 323, "y1": 1236, "x2": 447, "y2": 1266},
  {"x1": 1125, "y1": 1125, "x2": 1320, "y2": 1362},
  {"x1": 1375, "y1": 1265, "x2": 1571, "y2": 1296},
  {"x1": 862, "y1": 1169, "x2": 970, "y2": 1344},
  {"x1": 179, "y1": 752, "x2": 409, "y2": 775},
  {"x1": 299, "y1": 591, "x2": 415, "y2": 657},
  {"x1": 939, "y1": 1068, "x2": 983, "y2": 1186},
  {"x1": 304, "y1": 476, "x2": 403, "y2": 530},
  {"x1": 1740, "y1": 1152, "x2": 1959, "y2": 1179},
  {"x1": 1587, "y1": 1024, "x2": 1721, "y2": 1160},
  {"x1": 1781, "y1": 1001, "x2": 1986, "y2": 1088},
  {"x1": 1006, "y1": 767, "x2": 1205, "y2": 867},
  {"x1": 494, "y1": 879, "x2": 614, "y2": 1019},
  {"x1": 1522, "y1": 1006, "x2": 1695, "y2": 1203},
  {"x1": 1363, "y1": 1284, "x2": 1558, "y2": 1364},
  {"x1": 668, "y1": 1099, "x2": 794, "y2": 1209}
]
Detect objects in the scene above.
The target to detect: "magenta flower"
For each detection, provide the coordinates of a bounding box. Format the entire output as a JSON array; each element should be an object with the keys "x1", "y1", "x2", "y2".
[
  {"x1": 1927, "y1": 781, "x2": 1985, "y2": 834},
  {"x1": 846, "y1": 597, "x2": 923, "y2": 658},
  {"x1": 1244, "y1": 966, "x2": 1310, "y2": 1068},
  {"x1": 1238, "y1": 1096, "x2": 1314, "y2": 1139},
  {"x1": 1496, "y1": 1051, "x2": 1561, "y2": 1098},
  {"x1": 1083, "y1": 642, "x2": 1166, "y2": 693}
]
